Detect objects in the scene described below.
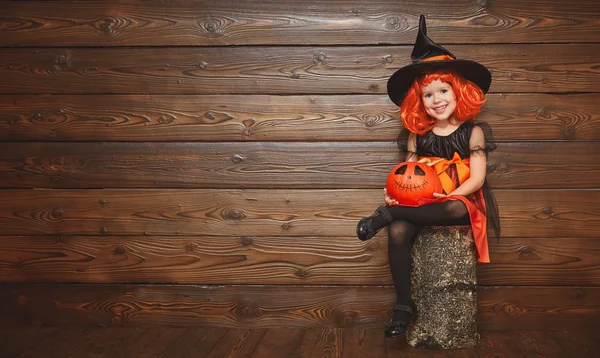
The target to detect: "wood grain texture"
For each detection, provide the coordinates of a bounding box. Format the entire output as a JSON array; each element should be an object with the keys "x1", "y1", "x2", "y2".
[
  {"x1": 1, "y1": 45, "x2": 598, "y2": 94},
  {"x1": 509, "y1": 330, "x2": 569, "y2": 357},
  {"x1": 0, "y1": 327, "x2": 61, "y2": 358},
  {"x1": 1, "y1": 284, "x2": 598, "y2": 330},
  {"x1": 2, "y1": 236, "x2": 598, "y2": 286},
  {"x1": 67, "y1": 327, "x2": 140, "y2": 358},
  {"x1": 0, "y1": 0, "x2": 597, "y2": 344},
  {"x1": 46, "y1": 328, "x2": 104, "y2": 357},
  {"x1": 14, "y1": 328, "x2": 92, "y2": 358},
  {"x1": 251, "y1": 328, "x2": 306, "y2": 358},
  {"x1": 1, "y1": 0, "x2": 598, "y2": 46},
  {"x1": 107, "y1": 327, "x2": 186, "y2": 358},
  {"x1": 475, "y1": 331, "x2": 525, "y2": 358},
  {"x1": 0, "y1": 189, "x2": 596, "y2": 237},
  {"x1": 25, "y1": 328, "x2": 600, "y2": 358},
  {"x1": 545, "y1": 330, "x2": 600, "y2": 358},
  {"x1": 159, "y1": 327, "x2": 227, "y2": 358},
  {"x1": 296, "y1": 328, "x2": 342, "y2": 358},
  {"x1": 341, "y1": 329, "x2": 386, "y2": 358},
  {"x1": 1, "y1": 94, "x2": 597, "y2": 141},
  {"x1": 0, "y1": 141, "x2": 597, "y2": 189},
  {"x1": 7, "y1": 327, "x2": 600, "y2": 358},
  {"x1": 203, "y1": 329, "x2": 267, "y2": 358},
  {"x1": 96, "y1": 327, "x2": 150, "y2": 358}
]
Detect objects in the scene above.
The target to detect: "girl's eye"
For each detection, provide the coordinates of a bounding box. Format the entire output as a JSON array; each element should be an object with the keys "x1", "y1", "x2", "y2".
[
  {"x1": 423, "y1": 93, "x2": 432, "y2": 98},
  {"x1": 441, "y1": 89, "x2": 448, "y2": 93}
]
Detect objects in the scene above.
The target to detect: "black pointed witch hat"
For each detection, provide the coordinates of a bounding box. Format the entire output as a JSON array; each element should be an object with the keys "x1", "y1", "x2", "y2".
[{"x1": 387, "y1": 15, "x2": 492, "y2": 106}]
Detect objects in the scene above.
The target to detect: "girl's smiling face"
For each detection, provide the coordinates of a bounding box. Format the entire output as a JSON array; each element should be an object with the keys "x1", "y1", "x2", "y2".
[{"x1": 420, "y1": 79, "x2": 457, "y2": 122}]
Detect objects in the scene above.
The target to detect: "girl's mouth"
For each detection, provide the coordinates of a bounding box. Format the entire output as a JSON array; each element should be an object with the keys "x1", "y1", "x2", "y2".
[{"x1": 433, "y1": 105, "x2": 447, "y2": 114}]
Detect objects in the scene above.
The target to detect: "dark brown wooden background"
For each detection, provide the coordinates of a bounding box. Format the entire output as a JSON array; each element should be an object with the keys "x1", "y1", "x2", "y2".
[{"x1": 1, "y1": 0, "x2": 599, "y2": 331}]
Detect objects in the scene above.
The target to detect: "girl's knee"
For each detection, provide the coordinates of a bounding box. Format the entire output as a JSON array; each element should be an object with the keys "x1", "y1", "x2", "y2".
[
  {"x1": 388, "y1": 220, "x2": 417, "y2": 245},
  {"x1": 444, "y1": 200, "x2": 468, "y2": 219}
]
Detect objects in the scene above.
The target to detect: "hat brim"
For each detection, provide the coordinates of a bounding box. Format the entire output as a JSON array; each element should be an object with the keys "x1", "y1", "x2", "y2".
[{"x1": 387, "y1": 60, "x2": 491, "y2": 106}]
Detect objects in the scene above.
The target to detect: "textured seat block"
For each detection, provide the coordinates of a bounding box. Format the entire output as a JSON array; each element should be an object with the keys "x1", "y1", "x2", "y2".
[{"x1": 407, "y1": 226, "x2": 478, "y2": 349}]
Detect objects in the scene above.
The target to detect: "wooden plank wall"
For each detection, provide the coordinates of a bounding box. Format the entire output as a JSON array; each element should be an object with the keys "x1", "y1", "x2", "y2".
[{"x1": 1, "y1": 0, "x2": 599, "y2": 330}]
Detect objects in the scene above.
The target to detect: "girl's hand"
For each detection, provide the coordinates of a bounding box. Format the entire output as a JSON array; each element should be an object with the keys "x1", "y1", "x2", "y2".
[
  {"x1": 432, "y1": 192, "x2": 448, "y2": 198},
  {"x1": 384, "y1": 188, "x2": 400, "y2": 206}
]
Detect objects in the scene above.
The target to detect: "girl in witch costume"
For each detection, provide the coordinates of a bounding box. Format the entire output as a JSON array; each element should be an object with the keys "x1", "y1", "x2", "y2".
[{"x1": 356, "y1": 15, "x2": 500, "y2": 339}]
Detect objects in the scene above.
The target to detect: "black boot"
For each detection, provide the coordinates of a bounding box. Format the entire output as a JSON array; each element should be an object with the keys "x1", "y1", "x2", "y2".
[
  {"x1": 385, "y1": 304, "x2": 415, "y2": 338},
  {"x1": 356, "y1": 205, "x2": 393, "y2": 241}
]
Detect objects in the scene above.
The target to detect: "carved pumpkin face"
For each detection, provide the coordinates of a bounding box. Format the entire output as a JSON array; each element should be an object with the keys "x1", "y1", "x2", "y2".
[{"x1": 386, "y1": 161, "x2": 442, "y2": 206}]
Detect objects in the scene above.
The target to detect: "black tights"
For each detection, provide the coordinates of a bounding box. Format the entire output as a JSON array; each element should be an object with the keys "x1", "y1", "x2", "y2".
[{"x1": 383, "y1": 201, "x2": 470, "y2": 305}]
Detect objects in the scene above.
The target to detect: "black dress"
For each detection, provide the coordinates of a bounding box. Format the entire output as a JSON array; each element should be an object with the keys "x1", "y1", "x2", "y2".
[{"x1": 400, "y1": 120, "x2": 501, "y2": 242}]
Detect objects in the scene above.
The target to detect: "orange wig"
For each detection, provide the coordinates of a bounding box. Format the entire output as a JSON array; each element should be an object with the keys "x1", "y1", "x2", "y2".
[{"x1": 400, "y1": 70, "x2": 486, "y2": 135}]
